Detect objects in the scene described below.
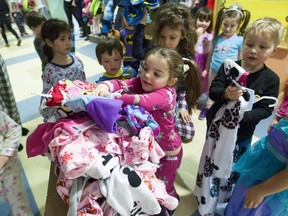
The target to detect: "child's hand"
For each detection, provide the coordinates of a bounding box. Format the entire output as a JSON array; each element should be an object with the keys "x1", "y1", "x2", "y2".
[
  {"x1": 140, "y1": 9, "x2": 148, "y2": 25},
  {"x1": 196, "y1": 27, "x2": 204, "y2": 37},
  {"x1": 72, "y1": 0, "x2": 77, "y2": 7},
  {"x1": 179, "y1": 109, "x2": 192, "y2": 123},
  {"x1": 224, "y1": 85, "x2": 243, "y2": 101},
  {"x1": 202, "y1": 70, "x2": 207, "y2": 77},
  {"x1": 244, "y1": 185, "x2": 265, "y2": 209},
  {"x1": 0, "y1": 155, "x2": 9, "y2": 170},
  {"x1": 268, "y1": 119, "x2": 278, "y2": 133},
  {"x1": 92, "y1": 84, "x2": 110, "y2": 96}
]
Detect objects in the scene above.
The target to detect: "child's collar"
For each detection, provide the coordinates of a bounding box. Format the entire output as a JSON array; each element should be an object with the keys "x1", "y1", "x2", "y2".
[{"x1": 103, "y1": 68, "x2": 123, "y2": 78}]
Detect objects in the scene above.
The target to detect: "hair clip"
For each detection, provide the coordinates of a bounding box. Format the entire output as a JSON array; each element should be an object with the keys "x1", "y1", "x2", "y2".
[
  {"x1": 183, "y1": 64, "x2": 189, "y2": 73},
  {"x1": 225, "y1": 5, "x2": 243, "y2": 19}
]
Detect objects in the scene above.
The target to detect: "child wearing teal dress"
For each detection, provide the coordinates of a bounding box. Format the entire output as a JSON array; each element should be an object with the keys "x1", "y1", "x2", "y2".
[{"x1": 225, "y1": 117, "x2": 288, "y2": 216}]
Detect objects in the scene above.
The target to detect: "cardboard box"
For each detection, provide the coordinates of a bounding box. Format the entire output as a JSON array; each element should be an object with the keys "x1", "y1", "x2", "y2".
[{"x1": 45, "y1": 162, "x2": 68, "y2": 215}]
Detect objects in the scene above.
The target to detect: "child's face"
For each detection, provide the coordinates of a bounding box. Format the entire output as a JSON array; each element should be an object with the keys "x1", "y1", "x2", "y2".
[
  {"x1": 196, "y1": 18, "x2": 211, "y2": 32},
  {"x1": 48, "y1": 32, "x2": 72, "y2": 55},
  {"x1": 221, "y1": 17, "x2": 240, "y2": 38},
  {"x1": 159, "y1": 25, "x2": 182, "y2": 51},
  {"x1": 140, "y1": 54, "x2": 175, "y2": 92},
  {"x1": 242, "y1": 33, "x2": 276, "y2": 72},
  {"x1": 100, "y1": 50, "x2": 122, "y2": 75}
]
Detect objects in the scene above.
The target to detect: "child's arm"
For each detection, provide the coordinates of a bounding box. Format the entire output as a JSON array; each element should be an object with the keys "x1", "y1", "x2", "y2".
[
  {"x1": 117, "y1": 87, "x2": 174, "y2": 112},
  {"x1": 244, "y1": 165, "x2": 288, "y2": 209},
  {"x1": 237, "y1": 50, "x2": 242, "y2": 60},
  {"x1": 209, "y1": 63, "x2": 242, "y2": 102},
  {"x1": 237, "y1": 36, "x2": 243, "y2": 60},
  {"x1": 132, "y1": 9, "x2": 148, "y2": 60},
  {"x1": 268, "y1": 114, "x2": 281, "y2": 133},
  {"x1": 93, "y1": 78, "x2": 174, "y2": 111},
  {"x1": 0, "y1": 110, "x2": 21, "y2": 169},
  {"x1": 241, "y1": 74, "x2": 279, "y2": 127},
  {"x1": 177, "y1": 92, "x2": 192, "y2": 123},
  {"x1": 202, "y1": 44, "x2": 214, "y2": 77}
]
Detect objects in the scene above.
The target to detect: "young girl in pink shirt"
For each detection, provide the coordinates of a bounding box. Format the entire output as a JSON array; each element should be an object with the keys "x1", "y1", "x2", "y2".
[{"x1": 93, "y1": 47, "x2": 200, "y2": 203}]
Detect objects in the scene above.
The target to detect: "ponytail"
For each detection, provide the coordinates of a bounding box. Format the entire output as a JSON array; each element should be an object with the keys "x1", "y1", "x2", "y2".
[
  {"x1": 238, "y1": 9, "x2": 251, "y2": 36},
  {"x1": 212, "y1": 7, "x2": 225, "y2": 45},
  {"x1": 183, "y1": 59, "x2": 202, "y2": 113},
  {"x1": 42, "y1": 43, "x2": 54, "y2": 63}
]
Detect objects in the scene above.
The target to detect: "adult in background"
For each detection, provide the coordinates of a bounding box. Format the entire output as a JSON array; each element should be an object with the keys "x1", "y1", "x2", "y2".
[
  {"x1": 0, "y1": 0, "x2": 22, "y2": 47},
  {"x1": 63, "y1": 0, "x2": 86, "y2": 37}
]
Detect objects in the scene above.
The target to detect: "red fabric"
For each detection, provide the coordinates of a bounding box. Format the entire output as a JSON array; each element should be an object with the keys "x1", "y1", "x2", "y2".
[
  {"x1": 46, "y1": 83, "x2": 66, "y2": 106},
  {"x1": 206, "y1": 0, "x2": 214, "y2": 10}
]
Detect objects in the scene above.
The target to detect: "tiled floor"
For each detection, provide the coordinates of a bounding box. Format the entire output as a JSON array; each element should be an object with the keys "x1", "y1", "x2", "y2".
[{"x1": 1, "y1": 25, "x2": 269, "y2": 216}]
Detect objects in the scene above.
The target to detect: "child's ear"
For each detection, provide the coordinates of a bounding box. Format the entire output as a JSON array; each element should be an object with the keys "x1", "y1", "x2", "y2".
[
  {"x1": 168, "y1": 78, "x2": 178, "y2": 86},
  {"x1": 45, "y1": 39, "x2": 53, "y2": 47}
]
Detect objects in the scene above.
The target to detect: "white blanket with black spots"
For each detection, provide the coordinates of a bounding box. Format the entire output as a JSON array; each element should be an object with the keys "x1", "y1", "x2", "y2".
[{"x1": 194, "y1": 94, "x2": 251, "y2": 216}]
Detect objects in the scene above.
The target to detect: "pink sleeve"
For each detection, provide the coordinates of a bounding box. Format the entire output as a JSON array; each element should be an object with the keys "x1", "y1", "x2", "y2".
[
  {"x1": 276, "y1": 95, "x2": 288, "y2": 117},
  {"x1": 103, "y1": 77, "x2": 142, "y2": 93},
  {"x1": 104, "y1": 78, "x2": 176, "y2": 111},
  {"x1": 116, "y1": 87, "x2": 176, "y2": 112}
]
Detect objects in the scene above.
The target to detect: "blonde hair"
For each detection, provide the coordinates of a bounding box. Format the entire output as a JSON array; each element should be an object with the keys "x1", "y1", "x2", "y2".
[{"x1": 244, "y1": 17, "x2": 284, "y2": 46}]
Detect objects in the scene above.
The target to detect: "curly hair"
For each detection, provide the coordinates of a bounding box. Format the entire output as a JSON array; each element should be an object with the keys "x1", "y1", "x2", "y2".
[{"x1": 151, "y1": 3, "x2": 198, "y2": 58}]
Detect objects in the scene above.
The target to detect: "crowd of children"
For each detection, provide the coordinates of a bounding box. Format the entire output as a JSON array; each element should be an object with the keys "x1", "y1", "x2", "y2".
[{"x1": 1, "y1": 1, "x2": 287, "y2": 215}]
